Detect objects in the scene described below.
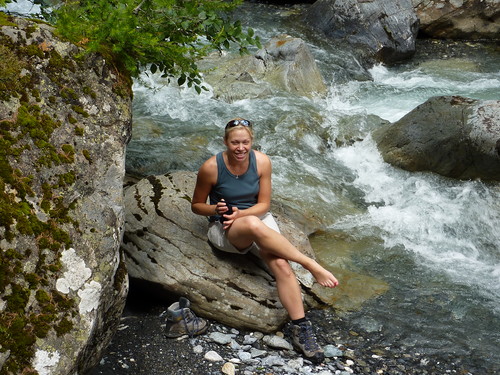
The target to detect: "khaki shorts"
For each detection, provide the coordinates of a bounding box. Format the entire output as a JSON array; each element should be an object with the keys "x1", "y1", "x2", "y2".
[{"x1": 207, "y1": 212, "x2": 280, "y2": 254}]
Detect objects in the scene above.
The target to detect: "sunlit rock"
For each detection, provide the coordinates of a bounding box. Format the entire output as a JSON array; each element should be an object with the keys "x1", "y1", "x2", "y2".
[
  {"x1": 122, "y1": 171, "x2": 338, "y2": 332},
  {"x1": 201, "y1": 35, "x2": 327, "y2": 102}
]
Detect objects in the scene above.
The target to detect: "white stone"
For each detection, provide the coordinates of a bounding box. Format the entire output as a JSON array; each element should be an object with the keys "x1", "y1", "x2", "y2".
[
  {"x1": 32, "y1": 350, "x2": 60, "y2": 375},
  {"x1": 250, "y1": 348, "x2": 267, "y2": 358},
  {"x1": 193, "y1": 345, "x2": 203, "y2": 354},
  {"x1": 221, "y1": 362, "x2": 236, "y2": 375},
  {"x1": 287, "y1": 357, "x2": 304, "y2": 369},
  {"x1": 261, "y1": 355, "x2": 285, "y2": 367},
  {"x1": 262, "y1": 335, "x2": 293, "y2": 350},
  {"x1": 204, "y1": 350, "x2": 223, "y2": 362}
]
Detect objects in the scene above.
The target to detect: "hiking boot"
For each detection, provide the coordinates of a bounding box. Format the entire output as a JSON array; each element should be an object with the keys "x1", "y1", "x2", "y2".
[
  {"x1": 164, "y1": 297, "x2": 208, "y2": 338},
  {"x1": 290, "y1": 320, "x2": 325, "y2": 363}
]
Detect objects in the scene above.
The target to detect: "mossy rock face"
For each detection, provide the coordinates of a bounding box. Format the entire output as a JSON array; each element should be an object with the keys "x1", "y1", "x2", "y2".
[{"x1": 0, "y1": 14, "x2": 131, "y2": 375}]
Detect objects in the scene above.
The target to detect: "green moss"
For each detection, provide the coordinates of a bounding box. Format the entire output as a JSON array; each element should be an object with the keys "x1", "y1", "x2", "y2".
[
  {"x1": 75, "y1": 126, "x2": 84, "y2": 135},
  {"x1": 69, "y1": 115, "x2": 78, "y2": 125},
  {"x1": 60, "y1": 87, "x2": 78, "y2": 102},
  {"x1": 5, "y1": 284, "x2": 30, "y2": 312},
  {"x1": 25, "y1": 24, "x2": 38, "y2": 38},
  {"x1": 71, "y1": 105, "x2": 89, "y2": 117},
  {"x1": 82, "y1": 86, "x2": 97, "y2": 99},
  {"x1": 58, "y1": 170, "x2": 76, "y2": 186},
  {"x1": 25, "y1": 273, "x2": 39, "y2": 288},
  {"x1": 0, "y1": 44, "x2": 26, "y2": 101},
  {"x1": 0, "y1": 12, "x2": 17, "y2": 27},
  {"x1": 35, "y1": 289, "x2": 51, "y2": 304},
  {"x1": 54, "y1": 317, "x2": 73, "y2": 336},
  {"x1": 82, "y1": 149, "x2": 92, "y2": 163},
  {"x1": 23, "y1": 43, "x2": 44, "y2": 58}
]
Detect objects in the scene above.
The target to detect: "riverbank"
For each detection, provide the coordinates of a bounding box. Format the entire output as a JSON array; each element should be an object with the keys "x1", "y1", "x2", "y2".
[{"x1": 88, "y1": 280, "x2": 485, "y2": 375}]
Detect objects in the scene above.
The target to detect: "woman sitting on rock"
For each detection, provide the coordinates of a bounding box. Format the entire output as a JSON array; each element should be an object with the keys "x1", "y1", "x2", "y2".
[{"x1": 191, "y1": 117, "x2": 339, "y2": 363}]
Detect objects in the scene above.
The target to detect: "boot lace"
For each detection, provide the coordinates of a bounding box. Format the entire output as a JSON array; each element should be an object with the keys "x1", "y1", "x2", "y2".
[
  {"x1": 299, "y1": 323, "x2": 320, "y2": 351},
  {"x1": 181, "y1": 309, "x2": 205, "y2": 337}
]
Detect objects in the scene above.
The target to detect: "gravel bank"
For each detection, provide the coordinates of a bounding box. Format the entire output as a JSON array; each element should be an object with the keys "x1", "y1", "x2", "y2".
[{"x1": 88, "y1": 281, "x2": 485, "y2": 375}]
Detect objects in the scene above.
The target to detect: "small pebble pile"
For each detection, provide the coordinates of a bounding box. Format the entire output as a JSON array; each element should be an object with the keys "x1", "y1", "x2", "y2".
[
  {"x1": 185, "y1": 323, "x2": 354, "y2": 375},
  {"x1": 91, "y1": 303, "x2": 478, "y2": 375}
]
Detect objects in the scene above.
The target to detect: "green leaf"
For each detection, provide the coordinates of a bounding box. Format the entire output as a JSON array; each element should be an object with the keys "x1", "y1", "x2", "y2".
[{"x1": 52, "y1": 0, "x2": 259, "y2": 94}]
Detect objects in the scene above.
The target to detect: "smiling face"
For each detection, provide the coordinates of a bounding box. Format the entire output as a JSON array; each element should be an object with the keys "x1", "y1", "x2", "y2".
[{"x1": 224, "y1": 127, "x2": 253, "y2": 163}]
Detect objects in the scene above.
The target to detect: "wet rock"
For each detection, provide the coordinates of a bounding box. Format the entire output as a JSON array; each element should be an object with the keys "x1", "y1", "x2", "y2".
[
  {"x1": 324, "y1": 345, "x2": 344, "y2": 358},
  {"x1": 414, "y1": 0, "x2": 500, "y2": 40},
  {"x1": 303, "y1": 0, "x2": 419, "y2": 64},
  {"x1": 373, "y1": 96, "x2": 500, "y2": 181},
  {"x1": 201, "y1": 34, "x2": 327, "y2": 102}
]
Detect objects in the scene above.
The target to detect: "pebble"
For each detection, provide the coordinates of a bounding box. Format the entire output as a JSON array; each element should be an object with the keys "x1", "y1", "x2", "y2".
[
  {"x1": 324, "y1": 344, "x2": 343, "y2": 358},
  {"x1": 204, "y1": 350, "x2": 223, "y2": 362},
  {"x1": 222, "y1": 362, "x2": 236, "y2": 375},
  {"x1": 262, "y1": 334, "x2": 293, "y2": 350},
  {"x1": 261, "y1": 355, "x2": 286, "y2": 367},
  {"x1": 209, "y1": 332, "x2": 234, "y2": 345},
  {"x1": 238, "y1": 351, "x2": 252, "y2": 362},
  {"x1": 92, "y1": 307, "x2": 473, "y2": 375}
]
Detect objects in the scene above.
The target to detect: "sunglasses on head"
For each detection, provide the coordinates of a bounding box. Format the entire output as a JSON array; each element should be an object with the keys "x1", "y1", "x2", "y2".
[{"x1": 225, "y1": 119, "x2": 251, "y2": 129}]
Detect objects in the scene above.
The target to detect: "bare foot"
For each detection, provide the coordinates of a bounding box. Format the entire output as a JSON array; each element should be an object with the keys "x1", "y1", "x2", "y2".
[{"x1": 309, "y1": 261, "x2": 338, "y2": 288}]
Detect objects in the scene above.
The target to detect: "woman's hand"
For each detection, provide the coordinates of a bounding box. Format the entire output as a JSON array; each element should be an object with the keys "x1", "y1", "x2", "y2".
[
  {"x1": 216, "y1": 199, "x2": 230, "y2": 216},
  {"x1": 222, "y1": 206, "x2": 239, "y2": 230}
]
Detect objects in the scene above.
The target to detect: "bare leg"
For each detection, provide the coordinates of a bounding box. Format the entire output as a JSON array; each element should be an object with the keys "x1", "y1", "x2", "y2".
[
  {"x1": 261, "y1": 252, "x2": 305, "y2": 320},
  {"x1": 227, "y1": 216, "x2": 339, "y2": 288}
]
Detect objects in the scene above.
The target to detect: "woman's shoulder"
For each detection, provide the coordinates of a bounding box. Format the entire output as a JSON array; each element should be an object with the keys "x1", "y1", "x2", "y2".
[
  {"x1": 198, "y1": 155, "x2": 218, "y2": 175},
  {"x1": 253, "y1": 150, "x2": 271, "y2": 175},
  {"x1": 253, "y1": 150, "x2": 271, "y2": 163}
]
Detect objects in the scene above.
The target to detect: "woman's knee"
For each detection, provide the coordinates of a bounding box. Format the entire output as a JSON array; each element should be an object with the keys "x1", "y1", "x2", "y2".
[
  {"x1": 235, "y1": 215, "x2": 267, "y2": 235},
  {"x1": 267, "y1": 257, "x2": 294, "y2": 279}
]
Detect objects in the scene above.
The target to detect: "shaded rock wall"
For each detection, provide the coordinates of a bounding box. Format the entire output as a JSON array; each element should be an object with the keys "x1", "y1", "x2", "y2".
[{"x1": 0, "y1": 15, "x2": 131, "y2": 375}]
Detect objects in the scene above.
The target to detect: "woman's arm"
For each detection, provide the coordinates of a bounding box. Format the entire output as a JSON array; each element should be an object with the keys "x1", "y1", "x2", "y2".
[{"x1": 191, "y1": 156, "x2": 218, "y2": 216}]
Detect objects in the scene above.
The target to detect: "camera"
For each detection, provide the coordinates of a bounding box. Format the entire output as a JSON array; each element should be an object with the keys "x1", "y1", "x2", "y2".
[{"x1": 220, "y1": 203, "x2": 233, "y2": 223}]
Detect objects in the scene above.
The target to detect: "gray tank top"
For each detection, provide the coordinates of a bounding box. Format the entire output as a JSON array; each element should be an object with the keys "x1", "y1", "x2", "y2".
[{"x1": 208, "y1": 150, "x2": 260, "y2": 222}]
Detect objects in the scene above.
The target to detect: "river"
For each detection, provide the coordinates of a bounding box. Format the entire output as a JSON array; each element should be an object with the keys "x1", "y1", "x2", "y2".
[
  {"x1": 6, "y1": 1, "x2": 499, "y2": 373},
  {"x1": 127, "y1": 3, "x2": 500, "y2": 373}
]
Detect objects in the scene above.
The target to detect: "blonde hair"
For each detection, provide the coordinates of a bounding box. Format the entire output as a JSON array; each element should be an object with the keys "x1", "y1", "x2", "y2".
[{"x1": 224, "y1": 117, "x2": 254, "y2": 140}]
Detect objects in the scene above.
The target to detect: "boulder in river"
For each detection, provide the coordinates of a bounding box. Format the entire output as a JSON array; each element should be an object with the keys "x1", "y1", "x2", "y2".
[
  {"x1": 303, "y1": 0, "x2": 419, "y2": 64},
  {"x1": 122, "y1": 171, "x2": 338, "y2": 333},
  {"x1": 0, "y1": 15, "x2": 130, "y2": 375},
  {"x1": 372, "y1": 96, "x2": 500, "y2": 181},
  {"x1": 413, "y1": 0, "x2": 500, "y2": 40},
  {"x1": 201, "y1": 34, "x2": 327, "y2": 102}
]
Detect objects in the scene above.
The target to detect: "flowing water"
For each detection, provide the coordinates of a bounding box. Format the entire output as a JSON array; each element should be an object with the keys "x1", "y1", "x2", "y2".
[
  {"x1": 6, "y1": 1, "x2": 500, "y2": 372},
  {"x1": 128, "y1": 4, "x2": 500, "y2": 372}
]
